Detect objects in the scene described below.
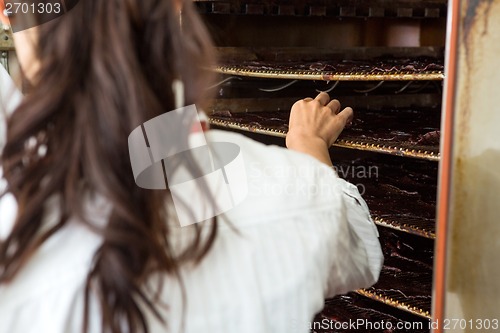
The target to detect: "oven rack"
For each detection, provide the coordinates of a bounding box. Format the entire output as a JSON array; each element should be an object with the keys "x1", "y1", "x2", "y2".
[
  {"x1": 195, "y1": 0, "x2": 447, "y2": 18},
  {"x1": 313, "y1": 293, "x2": 430, "y2": 333},
  {"x1": 356, "y1": 288, "x2": 431, "y2": 319},
  {"x1": 215, "y1": 66, "x2": 444, "y2": 82},
  {"x1": 214, "y1": 47, "x2": 445, "y2": 81},
  {"x1": 328, "y1": 153, "x2": 438, "y2": 239},
  {"x1": 353, "y1": 227, "x2": 434, "y2": 319},
  {"x1": 209, "y1": 115, "x2": 440, "y2": 161},
  {"x1": 373, "y1": 216, "x2": 435, "y2": 239}
]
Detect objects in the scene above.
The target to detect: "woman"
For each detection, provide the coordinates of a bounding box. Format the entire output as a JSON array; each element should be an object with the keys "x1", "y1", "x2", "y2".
[{"x1": 0, "y1": 1, "x2": 382, "y2": 333}]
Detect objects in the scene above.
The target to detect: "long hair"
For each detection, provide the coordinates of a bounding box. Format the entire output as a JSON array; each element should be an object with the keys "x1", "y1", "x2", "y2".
[{"x1": 0, "y1": 1, "x2": 217, "y2": 332}]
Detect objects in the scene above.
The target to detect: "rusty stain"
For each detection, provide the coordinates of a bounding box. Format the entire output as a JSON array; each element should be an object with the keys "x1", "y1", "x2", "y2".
[
  {"x1": 456, "y1": 0, "x2": 495, "y2": 157},
  {"x1": 461, "y1": 0, "x2": 494, "y2": 108},
  {"x1": 463, "y1": 0, "x2": 494, "y2": 43}
]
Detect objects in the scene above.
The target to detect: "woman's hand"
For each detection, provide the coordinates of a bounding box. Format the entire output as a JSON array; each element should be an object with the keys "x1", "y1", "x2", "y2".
[{"x1": 286, "y1": 92, "x2": 353, "y2": 166}]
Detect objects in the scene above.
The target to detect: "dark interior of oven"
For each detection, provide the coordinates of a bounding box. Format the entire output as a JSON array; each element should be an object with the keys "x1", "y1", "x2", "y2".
[{"x1": 195, "y1": 1, "x2": 447, "y2": 331}]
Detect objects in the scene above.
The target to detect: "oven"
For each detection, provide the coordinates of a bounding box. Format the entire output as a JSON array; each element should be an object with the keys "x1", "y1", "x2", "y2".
[{"x1": 196, "y1": 1, "x2": 448, "y2": 331}]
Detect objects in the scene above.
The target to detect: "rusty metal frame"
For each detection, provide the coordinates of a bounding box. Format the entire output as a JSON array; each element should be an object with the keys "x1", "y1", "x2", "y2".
[{"x1": 432, "y1": 0, "x2": 460, "y2": 331}]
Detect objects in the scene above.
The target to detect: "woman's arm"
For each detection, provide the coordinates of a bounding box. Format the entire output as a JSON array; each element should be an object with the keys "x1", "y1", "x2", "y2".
[
  {"x1": 286, "y1": 92, "x2": 383, "y2": 294},
  {"x1": 286, "y1": 92, "x2": 353, "y2": 166}
]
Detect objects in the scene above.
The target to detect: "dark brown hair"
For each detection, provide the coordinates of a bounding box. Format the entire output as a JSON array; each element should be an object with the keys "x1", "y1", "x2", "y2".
[{"x1": 0, "y1": 1, "x2": 217, "y2": 332}]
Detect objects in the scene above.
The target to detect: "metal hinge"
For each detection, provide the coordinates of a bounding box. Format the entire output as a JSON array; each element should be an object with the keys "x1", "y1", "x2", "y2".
[{"x1": 0, "y1": 24, "x2": 14, "y2": 73}]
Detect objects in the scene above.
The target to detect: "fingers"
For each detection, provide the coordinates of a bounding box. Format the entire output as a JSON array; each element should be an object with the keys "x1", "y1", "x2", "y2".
[
  {"x1": 298, "y1": 93, "x2": 352, "y2": 125},
  {"x1": 326, "y1": 99, "x2": 341, "y2": 114},
  {"x1": 290, "y1": 93, "x2": 354, "y2": 149},
  {"x1": 337, "y1": 107, "x2": 354, "y2": 125},
  {"x1": 314, "y1": 92, "x2": 330, "y2": 106}
]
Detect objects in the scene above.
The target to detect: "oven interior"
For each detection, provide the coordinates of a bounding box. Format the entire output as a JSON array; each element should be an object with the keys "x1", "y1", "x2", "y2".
[{"x1": 196, "y1": 0, "x2": 448, "y2": 331}]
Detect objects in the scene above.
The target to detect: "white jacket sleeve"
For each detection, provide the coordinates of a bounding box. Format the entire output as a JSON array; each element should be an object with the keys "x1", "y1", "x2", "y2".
[
  {"x1": 324, "y1": 176, "x2": 384, "y2": 297},
  {"x1": 205, "y1": 129, "x2": 384, "y2": 299}
]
